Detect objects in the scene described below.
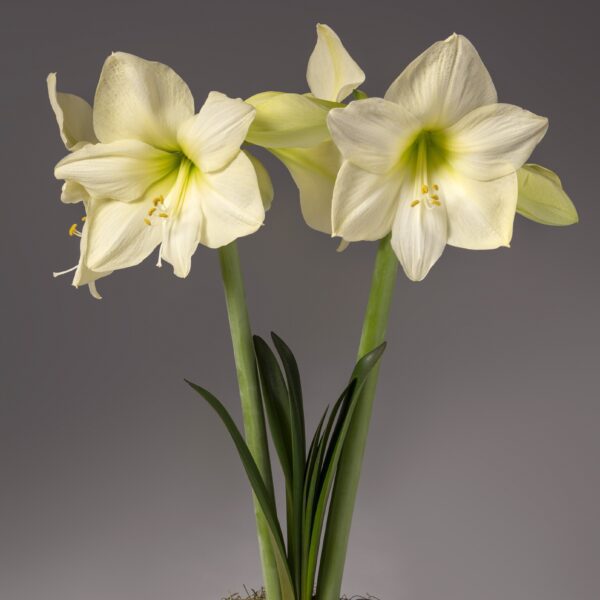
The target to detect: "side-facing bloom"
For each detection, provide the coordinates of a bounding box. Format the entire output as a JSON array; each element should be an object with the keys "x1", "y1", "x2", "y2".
[
  {"x1": 48, "y1": 73, "x2": 111, "y2": 298},
  {"x1": 53, "y1": 52, "x2": 268, "y2": 281},
  {"x1": 329, "y1": 34, "x2": 549, "y2": 280},
  {"x1": 246, "y1": 24, "x2": 364, "y2": 233}
]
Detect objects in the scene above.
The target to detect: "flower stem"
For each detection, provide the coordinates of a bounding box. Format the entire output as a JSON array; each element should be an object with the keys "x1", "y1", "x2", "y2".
[
  {"x1": 218, "y1": 241, "x2": 281, "y2": 600},
  {"x1": 317, "y1": 235, "x2": 398, "y2": 600}
]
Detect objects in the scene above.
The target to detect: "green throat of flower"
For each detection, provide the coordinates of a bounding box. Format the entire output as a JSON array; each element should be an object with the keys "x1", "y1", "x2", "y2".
[{"x1": 401, "y1": 129, "x2": 450, "y2": 210}]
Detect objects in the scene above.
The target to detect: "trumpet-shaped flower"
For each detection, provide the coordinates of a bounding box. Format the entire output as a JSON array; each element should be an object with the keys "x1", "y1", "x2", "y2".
[
  {"x1": 246, "y1": 24, "x2": 364, "y2": 233},
  {"x1": 329, "y1": 34, "x2": 549, "y2": 280},
  {"x1": 48, "y1": 73, "x2": 111, "y2": 299},
  {"x1": 53, "y1": 52, "x2": 267, "y2": 279}
]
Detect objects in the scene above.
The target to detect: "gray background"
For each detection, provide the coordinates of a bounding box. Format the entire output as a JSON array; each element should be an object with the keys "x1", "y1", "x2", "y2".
[{"x1": 1, "y1": 0, "x2": 598, "y2": 599}]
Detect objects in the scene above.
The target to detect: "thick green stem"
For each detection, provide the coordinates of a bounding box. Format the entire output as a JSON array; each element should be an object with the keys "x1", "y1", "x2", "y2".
[
  {"x1": 317, "y1": 236, "x2": 398, "y2": 600},
  {"x1": 218, "y1": 242, "x2": 281, "y2": 600}
]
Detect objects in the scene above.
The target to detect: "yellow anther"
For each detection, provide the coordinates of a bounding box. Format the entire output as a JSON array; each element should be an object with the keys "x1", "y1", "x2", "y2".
[
  {"x1": 432, "y1": 200, "x2": 442, "y2": 206},
  {"x1": 421, "y1": 184, "x2": 429, "y2": 194},
  {"x1": 431, "y1": 194, "x2": 439, "y2": 200},
  {"x1": 144, "y1": 218, "x2": 152, "y2": 226},
  {"x1": 148, "y1": 207, "x2": 157, "y2": 216},
  {"x1": 153, "y1": 195, "x2": 164, "y2": 207},
  {"x1": 410, "y1": 200, "x2": 420, "y2": 207},
  {"x1": 81, "y1": 216, "x2": 87, "y2": 222},
  {"x1": 433, "y1": 184, "x2": 439, "y2": 191},
  {"x1": 158, "y1": 212, "x2": 169, "y2": 218},
  {"x1": 68, "y1": 223, "x2": 79, "y2": 237}
]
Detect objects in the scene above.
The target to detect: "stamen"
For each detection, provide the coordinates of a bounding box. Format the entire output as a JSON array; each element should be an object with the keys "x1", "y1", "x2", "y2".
[
  {"x1": 68, "y1": 223, "x2": 82, "y2": 237},
  {"x1": 158, "y1": 212, "x2": 169, "y2": 218},
  {"x1": 410, "y1": 200, "x2": 421, "y2": 207},
  {"x1": 148, "y1": 207, "x2": 157, "y2": 216},
  {"x1": 421, "y1": 184, "x2": 429, "y2": 194},
  {"x1": 144, "y1": 218, "x2": 152, "y2": 226},
  {"x1": 81, "y1": 216, "x2": 87, "y2": 222},
  {"x1": 433, "y1": 184, "x2": 439, "y2": 191},
  {"x1": 431, "y1": 194, "x2": 439, "y2": 200},
  {"x1": 153, "y1": 195, "x2": 164, "y2": 207},
  {"x1": 431, "y1": 200, "x2": 442, "y2": 206}
]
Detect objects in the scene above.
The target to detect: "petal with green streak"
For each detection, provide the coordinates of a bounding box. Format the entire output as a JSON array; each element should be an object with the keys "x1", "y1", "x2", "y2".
[
  {"x1": 245, "y1": 91, "x2": 339, "y2": 148},
  {"x1": 517, "y1": 164, "x2": 578, "y2": 226}
]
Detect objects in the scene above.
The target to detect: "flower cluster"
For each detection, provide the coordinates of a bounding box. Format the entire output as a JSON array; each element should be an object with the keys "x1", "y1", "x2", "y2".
[{"x1": 49, "y1": 25, "x2": 577, "y2": 296}]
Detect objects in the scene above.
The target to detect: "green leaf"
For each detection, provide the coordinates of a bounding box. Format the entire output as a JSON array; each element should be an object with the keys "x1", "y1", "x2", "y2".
[
  {"x1": 185, "y1": 380, "x2": 296, "y2": 600},
  {"x1": 271, "y1": 333, "x2": 306, "y2": 598},
  {"x1": 517, "y1": 163, "x2": 579, "y2": 226}
]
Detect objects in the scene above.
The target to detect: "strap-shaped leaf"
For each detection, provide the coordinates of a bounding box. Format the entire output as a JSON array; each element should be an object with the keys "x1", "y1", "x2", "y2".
[
  {"x1": 185, "y1": 380, "x2": 296, "y2": 599},
  {"x1": 254, "y1": 336, "x2": 293, "y2": 486},
  {"x1": 271, "y1": 333, "x2": 306, "y2": 595},
  {"x1": 304, "y1": 343, "x2": 386, "y2": 599}
]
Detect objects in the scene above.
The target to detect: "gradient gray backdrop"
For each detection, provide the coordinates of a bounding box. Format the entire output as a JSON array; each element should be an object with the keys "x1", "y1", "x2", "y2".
[{"x1": 2, "y1": 1, "x2": 599, "y2": 599}]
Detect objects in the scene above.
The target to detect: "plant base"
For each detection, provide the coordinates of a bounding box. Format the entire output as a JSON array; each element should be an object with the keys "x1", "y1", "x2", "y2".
[{"x1": 222, "y1": 590, "x2": 380, "y2": 600}]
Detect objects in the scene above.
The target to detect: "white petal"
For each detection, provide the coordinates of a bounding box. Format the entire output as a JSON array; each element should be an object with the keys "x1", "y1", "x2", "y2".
[
  {"x1": 446, "y1": 103, "x2": 548, "y2": 181},
  {"x1": 55, "y1": 140, "x2": 179, "y2": 202},
  {"x1": 327, "y1": 98, "x2": 422, "y2": 174},
  {"x1": 177, "y1": 92, "x2": 255, "y2": 173},
  {"x1": 441, "y1": 170, "x2": 518, "y2": 249},
  {"x1": 245, "y1": 92, "x2": 332, "y2": 148},
  {"x1": 93, "y1": 52, "x2": 194, "y2": 150},
  {"x1": 272, "y1": 141, "x2": 342, "y2": 233},
  {"x1": 197, "y1": 152, "x2": 265, "y2": 248},
  {"x1": 84, "y1": 176, "x2": 174, "y2": 271},
  {"x1": 306, "y1": 23, "x2": 365, "y2": 102},
  {"x1": 160, "y1": 165, "x2": 203, "y2": 278},
  {"x1": 47, "y1": 73, "x2": 97, "y2": 151},
  {"x1": 60, "y1": 181, "x2": 90, "y2": 204},
  {"x1": 391, "y1": 196, "x2": 448, "y2": 281},
  {"x1": 245, "y1": 151, "x2": 274, "y2": 211},
  {"x1": 332, "y1": 161, "x2": 401, "y2": 241},
  {"x1": 385, "y1": 34, "x2": 497, "y2": 128}
]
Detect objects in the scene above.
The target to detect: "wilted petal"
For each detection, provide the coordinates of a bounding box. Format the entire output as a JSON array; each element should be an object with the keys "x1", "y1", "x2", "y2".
[
  {"x1": 517, "y1": 164, "x2": 578, "y2": 226},
  {"x1": 245, "y1": 91, "x2": 334, "y2": 148},
  {"x1": 328, "y1": 98, "x2": 422, "y2": 174},
  {"x1": 272, "y1": 141, "x2": 342, "y2": 233},
  {"x1": 385, "y1": 34, "x2": 497, "y2": 128},
  {"x1": 442, "y1": 169, "x2": 518, "y2": 249},
  {"x1": 306, "y1": 23, "x2": 365, "y2": 102},
  {"x1": 93, "y1": 52, "x2": 194, "y2": 150},
  {"x1": 391, "y1": 196, "x2": 448, "y2": 281},
  {"x1": 47, "y1": 73, "x2": 97, "y2": 151},
  {"x1": 446, "y1": 103, "x2": 548, "y2": 181},
  {"x1": 177, "y1": 91, "x2": 254, "y2": 173},
  {"x1": 55, "y1": 140, "x2": 179, "y2": 202},
  {"x1": 332, "y1": 161, "x2": 401, "y2": 241}
]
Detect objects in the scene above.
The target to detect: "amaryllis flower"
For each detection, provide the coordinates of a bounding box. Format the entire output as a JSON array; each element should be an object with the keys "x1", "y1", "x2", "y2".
[
  {"x1": 53, "y1": 52, "x2": 267, "y2": 280},
  {"x1": 329, "y1": 34, "x2": 549, "y2": 280}
]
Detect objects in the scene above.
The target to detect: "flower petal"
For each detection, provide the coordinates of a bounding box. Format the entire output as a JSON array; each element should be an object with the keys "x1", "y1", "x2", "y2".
[
  {"x1": 47, "y1": 73, "x2": 97, "y2": 151},
  {"x1": 332, "y1": 161, "x2": 401, "y2": 241},
  {"x1": 385, "y1": 34, "x2": 497, "y2": 128},
  {"x1": 446, "y1": 103, "x2": 548, "y2": 181},
  {"x1": 85, "y1": 199, "x2": 163, "y2": 272},
  {"x1": 516, "y1": 164, "x2": 578, "y2": 226},
  {"x1": 60, "y1": 181, "x2": 90, "y2": 204},
  {"x1": 272, "y1": 141, "x2": 342, "y2": 233},
  {"x1": 245, "y1": 91, "x2": 334, "y2": 148},
  {"x1": 306, "y1": 23, "x2": 365, "y2": 102},
  {"x1": 245, "y1": 151, "x2": 274, "y2": 211},
  {"x1": 196, "y1": 152, "x2": 265, "y2": 248},
  {"x1": 93, "y1": 52, "x2": 194, "y2": 150},
  {"x1": 327, "y1": 98, "x2": 422, "y2": 174},
  {"x1": 55, "y1": 140, "x2": 179, "y2": 202},
  {"x1": 441, "y1": 170, "x2": 518, "y2": 249},
  {"x1": 391, "y1": 196, "x2": 448, "y2": 281},
  {"x1": 177, "y1": 91, "x2": 254, "y2": 173}
]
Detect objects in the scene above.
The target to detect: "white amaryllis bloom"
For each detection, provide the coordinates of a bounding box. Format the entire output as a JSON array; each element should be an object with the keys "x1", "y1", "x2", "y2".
[
  {"x1": 48, "y1": 73, "x2": 111, "y2": 299},
  {"x1": 54, "y1": 52, "x2": 266, "y2": 279},
  {"x1": 246, "y1": 23, "x2": 364, "y2": 233},
  {"x1": 329, "y1": 34, "x2": 549, "y2": 281}
]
